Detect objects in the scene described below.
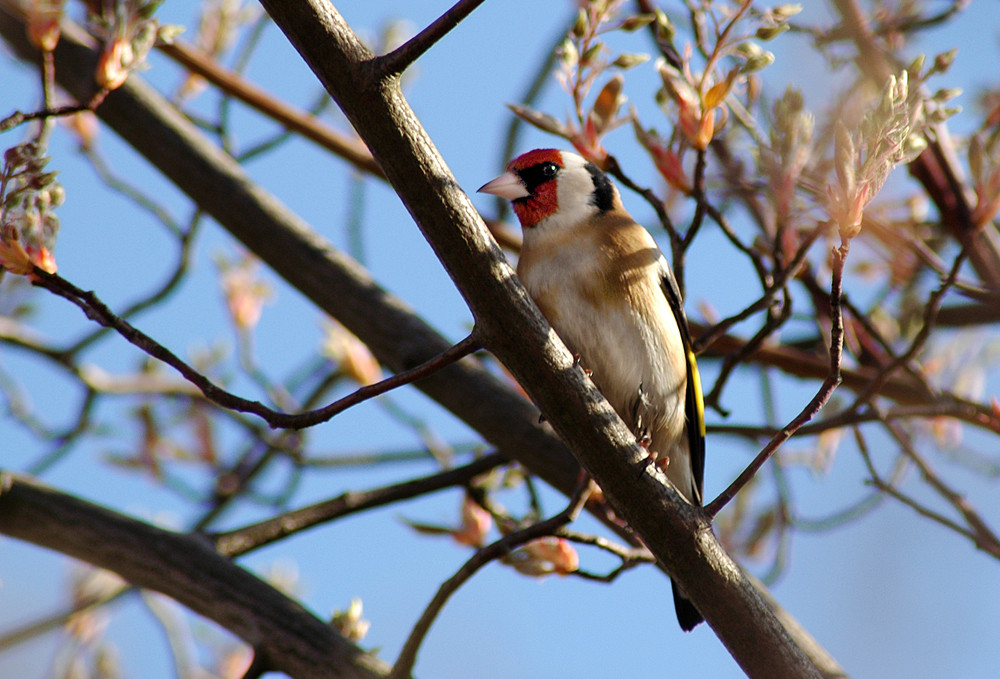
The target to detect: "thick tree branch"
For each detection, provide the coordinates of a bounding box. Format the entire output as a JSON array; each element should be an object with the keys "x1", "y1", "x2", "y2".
[
  {"x1": 0, "y1": 4, "x2": 582, "y2": 498},
  {"x1": 0, "y1": 472, "x2": 390, "y2": 679}
]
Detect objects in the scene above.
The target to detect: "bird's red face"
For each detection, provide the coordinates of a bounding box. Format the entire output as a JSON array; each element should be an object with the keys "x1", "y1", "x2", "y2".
[{"x1": 478, "y1": 149, "x2": 565, "y2": 229}]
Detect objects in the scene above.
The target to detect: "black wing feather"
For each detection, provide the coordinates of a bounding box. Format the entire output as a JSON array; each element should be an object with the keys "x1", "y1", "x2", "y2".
[
  {"x1": 660, "y1": 259, "x2": 707, "y2": 631},
  {"x1": 658, "y1": 260, "x2": 705, "y2": 505}
]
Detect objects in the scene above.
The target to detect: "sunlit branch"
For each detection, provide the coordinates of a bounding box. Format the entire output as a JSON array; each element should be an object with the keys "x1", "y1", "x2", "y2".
[
  {"x1": 378, "y1": 0, "x2": 490, "y2": 76},
  {"x1": 158, "y1": 40, "x2": 385, "y2": 179}
]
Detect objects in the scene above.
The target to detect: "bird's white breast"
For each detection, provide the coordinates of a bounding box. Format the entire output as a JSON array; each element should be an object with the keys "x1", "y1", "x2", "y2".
[{"x1": 517, "y1": 220, "x2": 689, "y2": 484}]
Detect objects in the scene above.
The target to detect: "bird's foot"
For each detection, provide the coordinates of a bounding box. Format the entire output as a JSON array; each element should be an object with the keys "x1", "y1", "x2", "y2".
[{"x1": 637, "y1": 444, "x2": 670, "y2": 476}]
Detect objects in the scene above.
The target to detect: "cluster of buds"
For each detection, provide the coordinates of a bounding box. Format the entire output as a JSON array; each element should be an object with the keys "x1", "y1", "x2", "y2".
[
  {"x1": 759, "y1": 87, "x2": 815, "y2": 224},
  {"x1": 968, "y1": 129, "x2": 1000, "y2": 229},
  {"x1": 636, "y1": 5, "x2": 793, "y2": 194},
  {"x1": 655, "y1": 54, "x2": 737, "y2": 152},
  {"x1": 503, "y1": 536, "x2": 579, "y2": 577},
  {"x1": 652, "y1": 2, "x2": 790, "y2": 152},
  {"x1": 26, "y1": 0, "x2": 65, "y2": 52},
  {"x1": 331, "y1": 598, "x2": 371, "y2": 643},
  {"x1": 829, "y1": 53, "x2": 961, "y2": 242},
  {"x1": 86, "y1": 0, "x2": 183, "y2": 90},
  {"x1": 0, "y1": 142, "x2": 62, "y2": 278},
  {"x1": 509, "y1": 2, "x2": 651, "y2": 169},
  {"x1": 216, "y1": 252, "x2": 273, "y2": 331}
]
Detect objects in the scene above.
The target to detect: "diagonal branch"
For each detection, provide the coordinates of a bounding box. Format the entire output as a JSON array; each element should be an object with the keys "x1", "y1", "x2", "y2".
[
  {"x1": 0, "y1": 6, "x2": 844, "y2": 678},
  {"x1": 378, "y1": 0, "x2": 490, "y2": 76},
  {"x1": 158, "y1": 40, "x2": 385, "y2": 179},
  {"x1": 258, "y1": 2, "x2": 838, "y2": 677},
  {"x1": 31, "y1": 267, "x2": 482, "y2": 430},
  {"x1": 213, "y1": 451, "x2": 508, "y2": 558},
  {"x1": 0, "y1": 5, "x2": 583, "y2": 500}
]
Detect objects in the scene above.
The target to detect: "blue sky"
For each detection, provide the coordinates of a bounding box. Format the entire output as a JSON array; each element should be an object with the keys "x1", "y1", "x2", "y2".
[{"x1": 3, "y1": 1, "x2": 1000, "y2": 678}]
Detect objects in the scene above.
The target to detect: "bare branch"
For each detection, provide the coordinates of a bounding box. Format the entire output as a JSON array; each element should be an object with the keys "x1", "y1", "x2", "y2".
[
  {"x1": 213, "y1": 451, "x2": 508, "y2": 557},
  {"x1": 882, "y1": 419, "x2": 1000, "y2": 560},
  {"x1": 158, "y1": 40, "x2": 385, "y2": 179},
  {"x1": 389, "y1": 480, "x2": 594, "y2": 679},
  {"x1": 707, "y1": 242, "x2": 848, "y2": 517},
  {"x1": 378, "y1": 0, "x2": 490, "y2": 76},
  {"x1": 30, "y1": 267, "x2": 482, "y2": 429}
]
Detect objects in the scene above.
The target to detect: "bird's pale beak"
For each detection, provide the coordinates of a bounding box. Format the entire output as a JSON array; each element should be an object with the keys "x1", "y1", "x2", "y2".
[{"x1": 477, "y1": 171, "x2": 530, "y2": 200}]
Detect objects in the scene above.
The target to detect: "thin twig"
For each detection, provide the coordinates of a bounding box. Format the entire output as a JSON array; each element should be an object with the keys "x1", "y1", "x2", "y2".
[
  {"x1": 389, "y1": 479, "x2": 594, "y2": 679},
  {"x1": 882, "y1": 418, "x2": 1000, "y2": 560},
  {"x1": 378, "y1": 0, "x2": 490, "y2": 76},
  {"x1": 706, "y1": 242, "x2": 849, "y2": 517},
  {"x1": 0, "y1": 582, "x2": 130, "y2": 649},
  {"x1": 30, "y1": 268, "x2": 483, "y2": 429},
  {"x1": 710, "y1": 396, "x2": 1000, "y2": 439},
  {"x1": 159, "y1": 41, "x2": 385, "y2": 179},
  {"x1": 0, "y1": 96, "x2": 105, "y2": 133},
  {"x1": 682, "y1": 149, "x2": 709, "y2": 253},
  {"x1": 557, "y1": 527, "x2": 654, "y2": 582},
  {"x1": 212, "y1": 452, "x2": 508, "y2": 557},
  {"x1": 845, "y1": 242, "x2": 970, "y2": 414},
  {"x1": 694, "y1": 220, "x2": 825, "y2": 353},
  {"x1": 703, "y1": 195, "x2": 772, "y2": 287},
  {"x1": 703, "y1": 286, "x2": 792, "y2": 415},
  {"x1": 855, "y1": 422, "x2": 981, "y2": 545}
]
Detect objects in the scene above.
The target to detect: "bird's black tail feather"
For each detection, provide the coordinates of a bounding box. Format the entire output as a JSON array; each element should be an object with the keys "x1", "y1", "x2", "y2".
[{"x1": 671, "y1": 579, "x2": 704, "y2": 631}]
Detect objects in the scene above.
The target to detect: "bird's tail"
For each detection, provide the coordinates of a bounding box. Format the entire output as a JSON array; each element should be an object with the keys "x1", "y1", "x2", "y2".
[{"x1": 671, "y1": 579, "x2": 704, "y2": 631}]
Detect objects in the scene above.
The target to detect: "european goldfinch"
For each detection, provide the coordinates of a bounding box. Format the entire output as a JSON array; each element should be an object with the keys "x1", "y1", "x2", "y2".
[{"x1": 479, "y1": 149, "x2": 706, "y2": 631}]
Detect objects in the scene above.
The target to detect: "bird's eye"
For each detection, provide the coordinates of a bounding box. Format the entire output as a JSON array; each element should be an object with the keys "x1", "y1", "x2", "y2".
[{"x1": 541, "y1": 162, "x2": 558, "y2": 178}]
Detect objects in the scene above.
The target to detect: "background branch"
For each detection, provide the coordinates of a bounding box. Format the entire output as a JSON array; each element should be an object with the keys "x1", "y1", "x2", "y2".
[{"x1": 0, "y1": 472, "x2": 390, "y2": 679}]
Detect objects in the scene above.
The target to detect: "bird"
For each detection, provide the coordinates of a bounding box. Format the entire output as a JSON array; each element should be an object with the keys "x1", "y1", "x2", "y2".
[{"x1": 479, "y1": 148, "x2": 706, "y2": 631}]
